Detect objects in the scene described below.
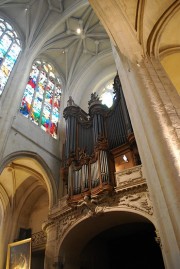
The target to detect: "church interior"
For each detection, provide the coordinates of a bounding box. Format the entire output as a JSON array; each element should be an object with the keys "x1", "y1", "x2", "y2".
[{"x1": 0, "y1": 0, "x2": 179, "y2": 269}]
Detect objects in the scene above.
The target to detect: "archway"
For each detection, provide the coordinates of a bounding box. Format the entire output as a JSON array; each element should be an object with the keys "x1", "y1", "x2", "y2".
[
  {"x1": 80, "y1": 222, "x2": 164, "y2": 269},
  {"x1": 58, "y1": 211, "x2": 165, "y2": 269},
  {"x1": 0, "y1": 153, "x2": 56, "y2": 269}
]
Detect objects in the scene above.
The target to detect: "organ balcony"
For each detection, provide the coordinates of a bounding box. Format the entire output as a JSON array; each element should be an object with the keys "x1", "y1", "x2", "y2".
[{"x1": 61, "y1": 74, "x2": 141, "y2": 206}]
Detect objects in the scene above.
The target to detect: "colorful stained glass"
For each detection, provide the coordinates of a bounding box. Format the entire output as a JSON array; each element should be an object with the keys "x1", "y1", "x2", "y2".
[
  {"x1": 0, "y1": 18, "x2": 21, "y2": 95},
  {"x1": 20, "y1": 60, "x2": 62, "y2": 139}
]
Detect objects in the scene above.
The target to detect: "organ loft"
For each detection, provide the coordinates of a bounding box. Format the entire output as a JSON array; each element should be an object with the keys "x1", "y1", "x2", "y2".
[{"x1": 62, "y1": 74, "x2": 141, "y2": 203}]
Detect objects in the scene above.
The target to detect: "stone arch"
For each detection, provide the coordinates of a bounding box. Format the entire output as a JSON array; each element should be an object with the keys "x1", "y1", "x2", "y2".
[
  {"x1": 58, "y1": 209, "x2": 154, "y2": 249},
  {"x1": 147, "y1": 1, "x2": 180, "y2": 57},
  {"x1": 159, "y1": 46, "x2": 180, "y2": 60},
  {"x1": 0, "y1": 151, "x2": 58, "y2": 207},
  {"x1": 36, "y1": 53, "x2": 66, "y2": 89},
  {"x1": 0, "y1": 10, "x2": 25, "y2": 48},
  {"x1": 0, "y1": 184, "x2": 10, "y2": 220},
  {"x1": 57, "y1": 209, "x2": 161, "y2": 268},
  {"x1": 0, "y1": 182, "x2": 12, "y2": 268}
]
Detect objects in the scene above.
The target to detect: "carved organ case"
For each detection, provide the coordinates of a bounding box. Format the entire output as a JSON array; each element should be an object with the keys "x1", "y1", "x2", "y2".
[{"x1": 62, "y1": 74, "x2": 141, "y2": 203}]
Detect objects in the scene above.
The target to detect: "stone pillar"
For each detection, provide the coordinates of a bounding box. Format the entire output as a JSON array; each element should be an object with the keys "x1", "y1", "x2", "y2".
[
  {"x1": 112, "y1": 48, "x2": 180, "y2": 269},
  {"x1": 89, "y1": 1, "x2": 180, "y2": 268},
  {"x1": 0, "y1": 191, "x2": 13, "y2": 269},
  {"x1": 0, "y1": 49, "x2": 35, "y2": 162},
  {"x1": 43, "y1": 221, "x2": 58, "y2": 269}
]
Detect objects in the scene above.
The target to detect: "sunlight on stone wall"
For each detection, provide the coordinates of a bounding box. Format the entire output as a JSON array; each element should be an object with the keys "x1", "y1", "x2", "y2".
[{"x1": 161, "y1": 53, "x2": 180, "y2": 95}]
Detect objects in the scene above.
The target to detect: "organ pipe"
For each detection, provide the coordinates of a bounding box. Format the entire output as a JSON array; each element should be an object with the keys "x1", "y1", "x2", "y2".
[{"x1": 62, "y1": 74, "x2": 140, "y2": 203}]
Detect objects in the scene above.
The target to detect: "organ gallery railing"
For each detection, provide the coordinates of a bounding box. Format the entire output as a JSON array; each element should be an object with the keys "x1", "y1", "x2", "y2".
[{"x1": 62, "y1": 74, "x2": 141, "y2": 204}]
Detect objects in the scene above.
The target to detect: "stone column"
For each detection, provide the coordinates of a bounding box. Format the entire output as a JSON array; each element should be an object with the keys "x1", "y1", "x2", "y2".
[
  {"x1": 43, "y1": 221, "x2": 58, "y2": 269},
  {"x1": 0, "y1": 49, "x2": 35, "y2": 162},
  {"x1": 89, "y1": 1, "x2": 180, "y2": 268},
  {"x1": 112, "y1": 48, "x2": 180, "y2": 269}
]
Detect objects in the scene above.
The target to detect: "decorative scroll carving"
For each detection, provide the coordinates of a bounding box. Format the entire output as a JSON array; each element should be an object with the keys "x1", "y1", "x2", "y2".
[
  {"x1": 109, "y1": 184, "x2": 153, "y2": 215},
  {"x1": 56, "y1": 195, "x2": 109, "y2": 238},
  {"x1": 32, "y1": 231, "x2": 47, "y2": 249},
  {"x1": 88, "y1": 92, "x2": 101, "y2": 107},
  {"x1": 119, "y1": 191, "x2": 153, "y2": 215},
  {"x1": 48, "y1": 182, "x2": 153, "y2": 242},
  {"x1": 75, "y1": 195, "x2": 106, "y2": 216},
  {"x1": 57, "y1": 214, "x2": 75, "y2": 238},
  {"x1": 155, "y1": 229, "x2": 162, "y2": 248},
  {"x1": 115, "y1": 165, "x2": 145, "y2": 189},
  {"x1": 95, "y1": 135, "x2": 108, "y2": 150},
  {"x1": 47, "y1": 165, "x2": 153, "y2": 241}
]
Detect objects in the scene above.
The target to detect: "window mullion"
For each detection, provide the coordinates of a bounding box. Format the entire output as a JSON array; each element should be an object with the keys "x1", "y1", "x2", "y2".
[
  {"x1": 39, "y1": 72, "x2": 49, "y2": 127},
  {"x1": 49, "y1": 82, "x2": 56, "y2": 134},
  {"x1": 0, "y1": 36, "x2": 13, "y2": 68},
  {"x1": 28, "y1": 69, "x2": 41, "y2": 120}
]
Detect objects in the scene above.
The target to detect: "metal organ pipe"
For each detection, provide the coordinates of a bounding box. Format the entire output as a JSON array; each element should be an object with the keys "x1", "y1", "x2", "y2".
[
  {"x1": 100, "y1": 150, "x2": 109, "y2": 184},
  {"x1": 98, "y1": 114, "x2": 102, "y2": 135},
  {"x1": 63, "y1": 74, "x2": 135, "y2": 201},
  {"x1": 91, "y1": 161, "x2": 99, "y2": 188},
  {"x1": 72, "y1": 116, "x2": 77, "y2": 153},
  {"x1": 65, "y1": 118, "x2": 70, "y2": 158},
  {"x1": 68, "y1": 164, "x2": 73, "y2": 196},
  {"x1": 82, "y1": 164, "x2": 89, "y2": 190},
  {"x1": 93, "y1": 116, "x2": 98, "y2": 144}
]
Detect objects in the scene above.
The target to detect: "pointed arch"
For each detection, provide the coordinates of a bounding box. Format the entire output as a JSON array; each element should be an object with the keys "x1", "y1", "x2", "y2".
[
  {"x1": 147, "y1": 1, "x2": 180, "y2": 57},
  {"x1": 0, "y1": 15, "x2": 22, "y2": 95},
  {"x1": 0, "y1": 183, "x2": 10, "y2": 219},
  {"x1": 19, "y1": 59, "x2": 63, "y2": 139},
  {"x1": 0, "y1": 151, "x2": 58, "y2": 207},
  {"x1": 55, "y1": 208, "x2": 158, "y2": 269}
]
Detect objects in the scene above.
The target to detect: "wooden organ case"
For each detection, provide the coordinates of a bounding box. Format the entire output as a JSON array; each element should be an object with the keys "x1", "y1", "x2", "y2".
[{"x1": 62, "y1": 74, "x2": 141, "y2": 204}]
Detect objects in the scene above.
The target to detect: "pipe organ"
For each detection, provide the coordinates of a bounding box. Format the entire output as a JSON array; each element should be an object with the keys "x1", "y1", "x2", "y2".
[{"x1": 62, "y1": 74, "x2": 141, "y2": 203}]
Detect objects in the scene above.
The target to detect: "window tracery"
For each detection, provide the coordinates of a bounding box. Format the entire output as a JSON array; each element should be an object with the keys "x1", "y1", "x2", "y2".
[
  {"x1": 20, "y1": 60, "x2": 62, "y2": 139},
  {"x1": 0, "y1": 18, "x2": 21, "y2": 95}
]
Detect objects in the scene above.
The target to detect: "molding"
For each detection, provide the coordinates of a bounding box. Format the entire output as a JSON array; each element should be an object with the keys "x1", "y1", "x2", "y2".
[
  {"x1": 0, "y1": 151, "x2": 58, "y2": 207},
  {"x1": 147, "y1": 1, "x2": 180, "y2": 57},
  {"x1": 0, "y1": 10, "x2": 25, "y2": 49},
  {"x1": 0, "y1": 183, "x2": 11, "y2": 215},
  {"x1": 45, "y1": 182, "x2": 153, "y2": 243},
  {"x1": 159, "y1": 45, "x2": 180, "y2": 60}
]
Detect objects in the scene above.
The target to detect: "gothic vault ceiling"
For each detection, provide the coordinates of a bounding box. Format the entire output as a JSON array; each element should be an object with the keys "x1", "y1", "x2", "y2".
[{"x1": 0, "y1": 0, "x2": 179, "y2": 195}]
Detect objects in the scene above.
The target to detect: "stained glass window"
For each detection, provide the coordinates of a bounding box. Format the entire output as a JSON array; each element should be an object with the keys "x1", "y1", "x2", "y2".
[
  {"x1": 20, "y1": 60, "x2": 62, "y2": 139},
  {"x1": 100, "y1": 80, "x2": 114, "y2": 108},
  {"x1": 0, "y1": 18, "x2": 21, "y2": 95}
]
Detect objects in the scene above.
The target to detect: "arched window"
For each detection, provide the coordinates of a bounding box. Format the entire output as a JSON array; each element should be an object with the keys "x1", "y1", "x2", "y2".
[
  {"x1": 100, "y1": 80, "x2": 114, "y2": 108},
  {"x1": 20, "y1": 60, "x2": 62, "y2": 139},
  {"x1": 0, "y1": 18, "x2": 21, "y2": 95}
]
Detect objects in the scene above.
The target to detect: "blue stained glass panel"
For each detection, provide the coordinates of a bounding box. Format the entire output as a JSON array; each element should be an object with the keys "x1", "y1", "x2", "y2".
[
  {"x1": 8, "y1": 43, "x2": 21, "y2": 61},
  {"x1": 0, "y1": 19, "x2": 21, "y2": 95},
  {"x1": 0, "y1": 45, "x2": 6, "y2": 59}
]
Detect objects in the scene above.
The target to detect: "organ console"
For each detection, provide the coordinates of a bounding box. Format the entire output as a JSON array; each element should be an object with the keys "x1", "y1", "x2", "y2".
[{"x1": 62, "y1": 74, "x2": 141, "y2": 204}]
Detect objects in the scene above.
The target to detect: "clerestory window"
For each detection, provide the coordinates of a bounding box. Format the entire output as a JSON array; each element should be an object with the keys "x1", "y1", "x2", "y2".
[
  {"x1": 100, "y1": 80, "x2": 114, "y2": 108},
  {"x1": 19, "y1": 60, "x2": 62, "y2": 139},
  {"x1": 0, "y1": 18, "x2": 21, "y2": 95}
]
